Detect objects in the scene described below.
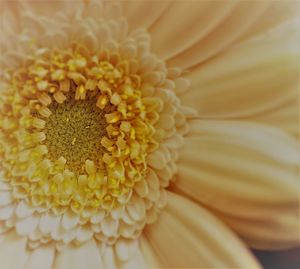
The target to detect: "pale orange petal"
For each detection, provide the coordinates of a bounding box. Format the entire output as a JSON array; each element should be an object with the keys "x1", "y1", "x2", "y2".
[
  {"x1": 237, "y1": 0, "x2": 300, "y2": 42},
  {"x1": 248, "y1": 89, "x2": 299, "y2": 138},
  {"x1": 175, "y1": 120, "x2": 299, "y2": 249},
  {"x1": 166, "y1": 0, "x2": 269, "y2": 69},
  {"x1": 139, "y1": 235, "x2": 163, "y2": 268},
  {"x1": 144, "y1": 191, "x2": 261, "y2": 268},
  {"x1": 122, "y1": 0, "x2": 172, "y2": 31},
  {"x1": 149, "y1": 0, "x2": 237, "y2": 61},
  {"x1": 180, "y1": 18, "x2": 299, "y2": 119}
]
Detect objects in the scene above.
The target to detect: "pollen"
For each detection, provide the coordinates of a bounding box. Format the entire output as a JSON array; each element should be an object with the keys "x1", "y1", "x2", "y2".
[{"x1": 0, "y1": 44, "x2": 159, "y2": 218}]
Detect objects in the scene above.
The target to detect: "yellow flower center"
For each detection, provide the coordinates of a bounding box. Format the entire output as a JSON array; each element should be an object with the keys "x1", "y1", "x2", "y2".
[
  {"x1": 0, "y1": 45, "x2": 160, "y2": 216},
  {"x1": 44, "y1": 92, "x2": 108, "y2": 173}
]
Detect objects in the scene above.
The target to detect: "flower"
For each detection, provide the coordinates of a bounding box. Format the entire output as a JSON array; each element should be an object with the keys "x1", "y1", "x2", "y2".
[{"x1": 0, "y1": 0, "x2": 299, "y2": 268}]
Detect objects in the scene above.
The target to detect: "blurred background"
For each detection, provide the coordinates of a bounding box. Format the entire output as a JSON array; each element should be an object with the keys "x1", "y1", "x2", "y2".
[{"x1": 253, "y1": 247, "x2": 300, "y2": 269}]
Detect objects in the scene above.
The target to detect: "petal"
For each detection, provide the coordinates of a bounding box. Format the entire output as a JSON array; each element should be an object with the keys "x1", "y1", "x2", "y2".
[
  {"x1": 248, "y1": 90, "x2": 299, "y2": 138},
  {"x1": 175, "y1": 120, "x2": 300, "y2": 249},
  {"x1": 121, "y1": 245, "x2": 147, "y2": 269},
  {"x1": 23, "y1": 244, "x2": 55, "y2": 269},
  {"x1": 0, "y1": 230, "x2": 29, "y2": 269},
  {"x1": 16, "y1": 201, "x2": 34, "y2": 218},
  {"x1": 54, "y1": 239, "x2": 103, "y2": 269},
  {"x1": 237, "y1": 0, "x2": 300, "y2": 42},
  {"x1": 144, "y1": 191, "x2": 260, "y2": 268},
  {"x1": 115, "y1": 238, "x2": 138, "y2": 262},
  {"x1": 0, "y1": 204, "x2": 14, "y2": 220},
  {"x1": 122, "y1": 0, "x2": 172, "y2": 31},
  {"x1": 39, "y1": 213, "x2": 61, "y2": 234},
  {"x1": 102, "y1": 245, "x2": 117, "y2": 269},
  {"x1": 139, "y1": 235, "x2": 163, "y2": 268},
  {"x1": 181, "y1": 18, "x2": 299, "y2": 118},
  {"x1": 16, "y1": 214, "x2": 39, "y2": 236},
  {"x1": 149, "y1": 0, "x2": 237, "y2": 61},
  {"x1": 61, "y1": 210, "x2": 79, "y2": 230},
  {"x1": 165, "y1": 0, "x2": 269, "y2": 68},
  {"x1": 0, "y1": 191, "x2": 13, "y2": 206},
  {"x1": 19, "y1": 0, "x2": 84, "y2": 18}
]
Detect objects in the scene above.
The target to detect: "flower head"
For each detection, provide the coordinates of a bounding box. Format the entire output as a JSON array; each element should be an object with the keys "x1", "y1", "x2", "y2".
[{"x1": 0, "y1": 0, "x2": 299, "y2": 268}]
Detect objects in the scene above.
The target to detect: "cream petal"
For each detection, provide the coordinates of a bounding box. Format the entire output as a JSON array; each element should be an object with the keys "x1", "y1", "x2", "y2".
[
  {"x1": 83, "y1": 0, "x2": 104, "y2": 19},
  {"x1": 133, "y1": 179, "x2": 148, "y2": 198},
  {"x1": 0, "y1": 191, "x2": 13, "y2": 206},
  {"x1": 90, "y1": 210, "x2": 105, "y2": 224},
  {"x1": 0, "y1": 230, "x2": 29, "y2": 269},
  {"x1": 101, "y1": 216, "x2": 119, "y2": 237},
  {"x1": 39, "y1": 213, "x2": 61, "y2": 234},
  {"x1": 122, "y1": 0, "x2": 172, "y2": 31},
  {"x1": 237, "y1": 0, "x2": 300, "y2": 42},
  {"x1": 144, "y1": 191, "x2": 260, "y2": 268},
  {"x1": 101, "y1": 245, "x2": 117, "y2": 269},
  {"x1": 16, "y1": 201, "x2": 34, "y2": 218},
  {"x1": 19, "y1": 0, "x2": 83, "y2": 18},
  {"x1": 16, "y1": 214, "x2": 39, "y2": 236},
  {"x1": 181, "y1": 18, "x2": 299, "y2": 118},
  {"x1": 139, "y1": 235, "x2": 163, "y2": 268},
  {"x1": 147, "y1": 150, "x2": 166, "y2": 170},
  {"x1": 0, "y1": 223, "x2": 11, "y2": 234},
  {"x1": 62, "y1": 227, "x2": 78, "y2": 244},
  {"x1": 121, "y1": 246, "x2": 147, "y2": 269},
  {"x1": 61, "y1": 210, "x2": 79, "y2": 230},
  {"x1": 216, "y1": 212, "x2": 300, "y2": 250},
  {"x1": 115, "y1": 238, "x2": 138, "y2": 262},
  {"x1": 0, "y1": 181, "x2": 11, "y2": 191},
  {"x1": 76, "y1": 225, "x2": 93, "y2": 243},
  {"x1": 166, "y1": 1, "x2": 269, "y2": 68},
  {"x1": 175, "y1": 120, "x2": 300, "y2": 249},
  {"x1": 0, "y1": 204, "x2": 14, "y2": 220},
  {"x1": 54, "y1": 239, "x2": 103, "y2": 269},
  {"x1": 149, "y1": 0, "x2": 236, "y2": 60},
  {"x1": 23, "y1": 244, "x2": 55, "y2": 269},
  {"x1": 111, "y1": 204, "x2": 125, "y2": 220},
  {"x1": 126, "y1": 195, "x2": 146, "y2": 222},
  {"x1": 0, "y1": 7, "x2": 20, "y2": 37},
  {"x1": 248, "y1": 89, "x2": 299, "y2": 138}
]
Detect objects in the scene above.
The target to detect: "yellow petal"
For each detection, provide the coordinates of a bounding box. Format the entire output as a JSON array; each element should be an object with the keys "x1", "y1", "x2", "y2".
[
  {"x1": 144, "y1": 191, "x2": 260, "y2": 268},
  {"x1": 181, "y1": 18, "x2": 299, "y2": 118},
  {"x1": 175, "y1": 120, "x2": 300, "y2": 249}
]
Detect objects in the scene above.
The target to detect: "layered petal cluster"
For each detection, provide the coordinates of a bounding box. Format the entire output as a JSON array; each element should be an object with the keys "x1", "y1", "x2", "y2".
[{"x1": 0, "y1": 0, "x2": 299, "y2": 268}]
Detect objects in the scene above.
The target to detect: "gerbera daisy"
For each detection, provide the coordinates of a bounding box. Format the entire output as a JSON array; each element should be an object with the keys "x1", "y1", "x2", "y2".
[{"x1": 0, "y1": 0, "x2": 299, "y2": 268}]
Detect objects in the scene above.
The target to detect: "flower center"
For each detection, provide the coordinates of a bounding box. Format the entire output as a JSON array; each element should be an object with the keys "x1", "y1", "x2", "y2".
[
  {"x1": 0, "y1": 45, "x2": 159, "y2": 216},
  {"x1": 44, "y1": 92, "x2": 108, "y2": 174}
]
